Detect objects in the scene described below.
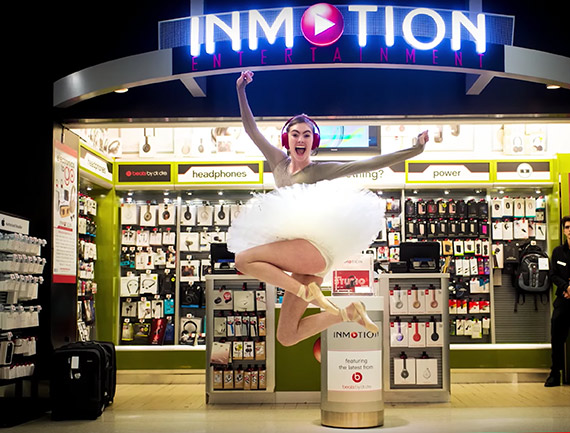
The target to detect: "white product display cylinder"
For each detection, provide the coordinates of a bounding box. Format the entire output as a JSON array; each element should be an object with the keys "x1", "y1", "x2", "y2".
[{"x1": 320, "y1": 296, "x2": 384, "y2": 428}]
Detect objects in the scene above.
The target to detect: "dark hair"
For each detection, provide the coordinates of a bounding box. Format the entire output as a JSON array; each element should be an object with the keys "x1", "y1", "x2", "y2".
[
  {"x1": 562, "y1": 216, "x2": 570, "y2": 245},
  {"x1": 286, "y1": 114, "x2": 317, "y2": 134}
]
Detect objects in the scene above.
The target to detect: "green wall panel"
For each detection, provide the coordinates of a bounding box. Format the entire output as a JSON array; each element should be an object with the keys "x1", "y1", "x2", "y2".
[
  {"x1": 450, "y1": 349, "x2": 550, "y2": 368},
  {"x1": 274, "y1": 308, "x2": 321, "y2": 391},
  {"x1": 117, "y1": 350, "x2": 206, "y2": 370},
  {"x1": 94, "y1": 188, "x2": 121, "y2": 343}
]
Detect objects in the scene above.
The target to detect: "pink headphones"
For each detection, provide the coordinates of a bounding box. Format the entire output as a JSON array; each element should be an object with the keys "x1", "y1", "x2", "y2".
[{"x1": 281, "y1": 115, "x2": 321, "y2": 150}]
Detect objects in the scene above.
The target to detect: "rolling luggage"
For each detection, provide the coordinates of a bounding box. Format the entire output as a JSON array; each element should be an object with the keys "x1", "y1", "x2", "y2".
[
  {"x1": 97, "y1": 340, "x2": 117, "y2": 405},
  {"x1": 50, "y1": 341, "x2": 116, "y2": 420}
]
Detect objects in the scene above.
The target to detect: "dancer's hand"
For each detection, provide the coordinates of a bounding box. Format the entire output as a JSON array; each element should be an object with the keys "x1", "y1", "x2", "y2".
[
  {"x1": 237, "y1": 70, "x2": 254, "y2": 90},
  {"x1": 414, "y1": 130, "x2": 429, "y2": 151}
]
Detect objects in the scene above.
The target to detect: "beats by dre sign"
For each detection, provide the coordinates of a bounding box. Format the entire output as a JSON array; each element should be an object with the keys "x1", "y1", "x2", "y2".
[{"x1": 166, "y1": 3, "x2": 513, "y2": 73}]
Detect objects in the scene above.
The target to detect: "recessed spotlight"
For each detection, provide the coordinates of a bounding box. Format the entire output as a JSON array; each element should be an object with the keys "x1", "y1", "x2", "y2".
[
  {"x1": 186, "y1": 192, "x2": 193, "y2": 196},
  {"x1": 163, "y1": 191, "x2": 170, "y2": 196},
  {"x1": 114, "y1": 88, "x2": 129, "y2": 94},
  {"x1": 444, "y1": 190, "x2": 450, "y2": 195},
  {"x1": 218, "y1": 191, "x2": 224, "y2": 196},
  {"x1": 546, "y1": 84, "x2": 560, "y2": 90},
  {"x1": 127, "y1": 191, "x2": 134, "y2": 196}
]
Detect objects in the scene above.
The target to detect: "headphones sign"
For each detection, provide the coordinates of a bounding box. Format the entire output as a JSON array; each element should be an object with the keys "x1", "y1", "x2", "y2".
[
  {"x1": 165, "y1": 4, "x2": 513, "y2": 74},
  {"x1": 177, "y1": 162, "x2": 263, "y2": 185}
]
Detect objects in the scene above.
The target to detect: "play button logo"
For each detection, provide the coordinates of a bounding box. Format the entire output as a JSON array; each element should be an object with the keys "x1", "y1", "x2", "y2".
[{"x1": 301, "y1": 3, "x2": 344, "y2": 47}]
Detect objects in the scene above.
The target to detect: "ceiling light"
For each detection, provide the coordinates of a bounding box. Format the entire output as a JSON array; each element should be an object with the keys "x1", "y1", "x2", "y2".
[
  {"x1": 546, "y1": 84, "x2": 560, "y2": 90},
  {"x1": 114, "y1": 88, "x2": 129, "y2": 94}
]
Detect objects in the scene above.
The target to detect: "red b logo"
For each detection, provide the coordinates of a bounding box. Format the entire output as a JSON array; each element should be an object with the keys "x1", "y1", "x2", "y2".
[{"x1": 352, "y1": 372, "x2": 362, "y2": 383}]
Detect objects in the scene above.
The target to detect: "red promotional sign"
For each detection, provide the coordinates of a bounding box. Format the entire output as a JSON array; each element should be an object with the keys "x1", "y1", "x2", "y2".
[{"x1": 332, "y1": 270, "x2": 370, "y2": 294}]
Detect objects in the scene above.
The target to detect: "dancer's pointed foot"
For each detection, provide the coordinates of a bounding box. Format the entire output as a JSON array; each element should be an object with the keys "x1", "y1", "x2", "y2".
[
  {"x1": 340, "y1": 302, "x2": 379, "y2": 333},
  {"x1": 296, "y1": 282, "x2": 339, "y2": 314}
]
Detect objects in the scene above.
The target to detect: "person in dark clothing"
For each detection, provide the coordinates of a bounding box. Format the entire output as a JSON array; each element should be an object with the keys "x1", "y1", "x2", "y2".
[{"x1": 545, "y1": 215, "x2": 570, "y2": 387}]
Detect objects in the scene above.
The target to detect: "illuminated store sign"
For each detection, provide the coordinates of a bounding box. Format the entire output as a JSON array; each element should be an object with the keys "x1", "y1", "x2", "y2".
[{"x1": 161, "y1": 4, "x2": 514, "y2": 73}]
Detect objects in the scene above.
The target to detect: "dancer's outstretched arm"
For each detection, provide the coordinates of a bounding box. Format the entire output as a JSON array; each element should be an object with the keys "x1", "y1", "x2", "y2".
[
  {"x1": 313, "y1": 131, "x2": 428, "y2": 181},
  {"x1": 236, "y1": 70, "x2": 287, "y2": 168}
]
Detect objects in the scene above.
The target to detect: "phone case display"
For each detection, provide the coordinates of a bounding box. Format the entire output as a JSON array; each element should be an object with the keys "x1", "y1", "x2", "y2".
[
  {"x1": 489, "y1": 192, "x2": 549, "y2": 314},
  {"x1": 120, "y1": 199, "x2": 178, "y2": 346},
  {"x1": 375, "y1": 195, "x2": 402, "y2": 266},
  {"x1": 205, "y1": 275, "x2": 275, "y2": 403},
  {"x1": 77, "y1": 193, "x2": 98, "y2": 341},
  {"x1": 380, "y1": 274, "x2": 450, "y2": 403},
  {"x1": 0, "y1": 213, "x2": 46, "y2": 383},
  {"x1": 404, "y1": 192, "x2": 491, "y2": 344}
]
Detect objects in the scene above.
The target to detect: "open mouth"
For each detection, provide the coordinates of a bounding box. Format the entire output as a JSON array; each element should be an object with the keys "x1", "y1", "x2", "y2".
[{"x1": 295, "y1": 146, "x2": 306, "y2": 155}]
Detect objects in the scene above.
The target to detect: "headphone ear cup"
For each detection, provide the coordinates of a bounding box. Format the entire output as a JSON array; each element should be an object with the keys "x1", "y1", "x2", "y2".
[
  {"x1": 281, "y1": 132, "x2": 289, "y2": 149},
  {"x1": 312, "y1": 131, "x2": 320, "y2": 150}
]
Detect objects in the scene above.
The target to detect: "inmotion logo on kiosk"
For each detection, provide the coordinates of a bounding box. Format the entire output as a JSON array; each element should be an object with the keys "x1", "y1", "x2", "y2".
[{"x1": 164, "y1": 3, "x2": 513, "y2": 73}]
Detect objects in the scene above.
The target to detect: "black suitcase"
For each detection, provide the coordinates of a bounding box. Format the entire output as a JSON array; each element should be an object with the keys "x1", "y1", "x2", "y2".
[
  {"x1": 50, "y1": 341, "x2": 116, "y2": 420},
  {"x1": 97, "y1": 341, "x2": 117, "y2": 405}
]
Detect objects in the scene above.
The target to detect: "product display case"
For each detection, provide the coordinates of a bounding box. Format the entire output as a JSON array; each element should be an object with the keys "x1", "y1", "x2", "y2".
[
  {"x1": 379, "y1": 273, "x2": 450, "y2": 403},
  {"x1": 205, "y1": 274, "x2": 275, "y2": 404},
  {"x1": 403, "y1": 190, "x2": 492, "y2": 344},
  {"x1": 117, "y1": 191, "x2": 252, "y2": 347},
  {"x1": 0, "y1": 212, "x2": 46, "y2": 384}
]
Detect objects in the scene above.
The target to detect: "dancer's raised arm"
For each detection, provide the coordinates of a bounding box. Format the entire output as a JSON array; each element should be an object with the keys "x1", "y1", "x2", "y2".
[{"x1": 236, "y1": 71, "x2": 286, "y2": 168}]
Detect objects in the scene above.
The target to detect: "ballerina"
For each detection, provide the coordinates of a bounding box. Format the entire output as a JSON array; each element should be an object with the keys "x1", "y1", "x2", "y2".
[{"x1": 228, "y1": 70, "x2": 428, "y2": 346}]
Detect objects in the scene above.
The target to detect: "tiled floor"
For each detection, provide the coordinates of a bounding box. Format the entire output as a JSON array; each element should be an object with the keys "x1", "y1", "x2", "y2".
[{"x1": 6, "y1": 382, "x2": 570, "y2": 433}]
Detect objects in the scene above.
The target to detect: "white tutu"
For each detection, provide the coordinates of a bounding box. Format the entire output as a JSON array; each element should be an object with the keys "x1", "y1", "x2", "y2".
[{"x1": 227, "y1": 179, "x2": 384, "y2": 272}]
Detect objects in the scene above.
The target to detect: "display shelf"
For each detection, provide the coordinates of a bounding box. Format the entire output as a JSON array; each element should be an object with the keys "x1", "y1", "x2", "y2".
[
  {"x1": 403, "y1": 191, "x2": 492, "y2": 344},
  {"x1": 77, "y1": 192, "x2": 98, "y2": 341},
  {"x1": 0, "y1": 212, "x2": 46, "y2": 385},
  {"x1": 379, "y1": 273, "x2": 450, "y2": 403},
  {"x1": 205, "y1": 274, "x2": 275, "y2": 404}
]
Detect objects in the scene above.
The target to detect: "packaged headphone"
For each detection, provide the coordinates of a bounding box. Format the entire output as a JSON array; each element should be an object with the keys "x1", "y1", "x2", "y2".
[{"x1": 281, "y1": 115, "x2": 321, "y2": 149}]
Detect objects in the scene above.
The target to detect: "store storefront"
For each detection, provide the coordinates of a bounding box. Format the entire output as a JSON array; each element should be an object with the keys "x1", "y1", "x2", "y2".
[{"x1": 2, "y1": 2, "x2": 569, "y2": 422}]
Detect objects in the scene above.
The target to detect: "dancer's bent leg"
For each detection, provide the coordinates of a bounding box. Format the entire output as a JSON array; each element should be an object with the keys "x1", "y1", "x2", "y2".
[
  {"x1": 235, "y1": 240, "x2": 337, "y2": 313},
  {"x1": 277, "y1": 274, "x2": 342, "y2": 346}
]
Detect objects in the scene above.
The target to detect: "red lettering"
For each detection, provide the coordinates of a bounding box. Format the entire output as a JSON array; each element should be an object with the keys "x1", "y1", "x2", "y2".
[
  {"x1": 310, "y1": 47, "x2": 317, "y2": 62},
  {"x1": 359, "y1": 47, "x2": 362, "y2": 62},
  {"x1": 333, "y1": 47, "x2": 342, "y2": 62},
  {"x1": 213, "y1": 53, "x2": 221, "y2": 68},
  {"x1": 261, "y1": 49, "x2": 267, "y2": 65},
  {"x1": 191, "y1": 57, "x2": 198, "y2": 71},
  {"x1": 479, "y1": 53, "x2": 484, "y2": 68},
  {"x1": 455, "y1": 51, "x2": 462, "y2": 66},
  {"x1": 380, "y1": 48, "x2": 388, "y2": 62},
  {"x1": 406, "y1": 48, "x2": 416, "y2": 63},
  {"x1": 432, "y1": 49, "x2": 438, "y2": 65},
  {"x1": 284, "y1": 48, "x2": 292, "y2": 63},
  {"x1": 238, "y1": 51, "x2": 243, "y2": 66}
]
